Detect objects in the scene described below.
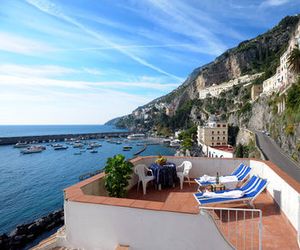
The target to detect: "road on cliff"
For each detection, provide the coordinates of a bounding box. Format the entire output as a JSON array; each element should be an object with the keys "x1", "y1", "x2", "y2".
[{"x1": 254, "y1": 131, "x2": 300, "y2": 183}]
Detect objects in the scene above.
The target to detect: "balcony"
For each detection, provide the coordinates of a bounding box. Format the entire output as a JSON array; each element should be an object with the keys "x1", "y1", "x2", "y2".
[{"x1": 53, "y1": 157, "x2": 300, "y2": 249}]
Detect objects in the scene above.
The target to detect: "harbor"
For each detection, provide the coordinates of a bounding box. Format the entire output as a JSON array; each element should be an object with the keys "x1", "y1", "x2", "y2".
[{"x1": 0, "y1": 131, "x2": 131, "y2": 146}]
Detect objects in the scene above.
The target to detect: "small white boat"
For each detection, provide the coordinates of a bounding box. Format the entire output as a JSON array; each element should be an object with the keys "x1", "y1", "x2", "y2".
[
  {"x1": 73, "y1": 143, "x2": 84, "y2": 148},
  {"x1": 89, "y1": 142, "x2": 102, "y2": 148},
  {"x1": 54, "y1": 145, "x2": 68, "y2": 150},
  {"x1": 90, "y1": 150, "x2": 98, "y2": 153},
  {"x1": 14, "y1": 142, "x2": 29, "y2": 148},
  {"x1": 127, "y1": 134, "x2": 145, "y2": 140},
  {"x1": 170, "y1": 139, "x2": 181, "y2": 148},
  {"x1": 21, "y1": 146, "x2": 43, "y2": 154}
]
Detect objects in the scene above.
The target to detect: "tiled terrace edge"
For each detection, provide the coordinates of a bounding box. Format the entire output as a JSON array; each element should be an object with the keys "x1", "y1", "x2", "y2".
[
  {"x1": 64, "y1": 156, "x2": 300, "y2": 218},
  {"x1": 64, "y1": 160, "x2": 199, "y2": 214}
]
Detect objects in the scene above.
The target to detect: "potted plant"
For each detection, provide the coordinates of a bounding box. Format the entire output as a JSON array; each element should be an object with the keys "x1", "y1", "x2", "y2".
[
  {"x1": 104, "y1": 154, "x2": 133, "y2": 198},
  {"x1": 155, "y1": 155, "x2": 167, "y2": 166}
]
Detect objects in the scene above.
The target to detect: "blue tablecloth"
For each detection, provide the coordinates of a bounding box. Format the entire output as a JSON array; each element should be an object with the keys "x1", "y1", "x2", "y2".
[{"x1": 149, "y1": 162, "x2": 178, "y2": 188}]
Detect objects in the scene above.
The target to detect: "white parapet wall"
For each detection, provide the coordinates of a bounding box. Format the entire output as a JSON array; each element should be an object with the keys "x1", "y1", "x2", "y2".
[
  {"x1": 250, "y1": 159, "x2": 300, "y2": 245},
  {"x1": 199, "y1": 142, "x2": 233, "y2": 158},
  {"x1": 61, "y1": 156, "x2": 300, "y2": 249},
  {"x1": 64, "y1": 201, "x2": 233, "y2": 250}
]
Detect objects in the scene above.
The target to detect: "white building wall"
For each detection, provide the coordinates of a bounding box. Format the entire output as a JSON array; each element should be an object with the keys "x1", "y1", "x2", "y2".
[
  {"x1": 250, "y1": 160, "x2": 300, "y2": 244},
  {"x1": 64, "y1": 201, "x2": 233, "y2": 250},
  {"x1": 199, "y1": 142, "x2": 233, "y2": 158}
]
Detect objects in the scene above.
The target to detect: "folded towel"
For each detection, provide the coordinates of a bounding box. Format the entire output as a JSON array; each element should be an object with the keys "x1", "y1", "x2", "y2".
[
  {"x1": 202, "y1": 190, "x2": 245, "y2": 199},
  {"x1": 219, "y1": 175, "x2": 238, "y2": 183},
  {"x1": 199, "y1": 175, "x2": 216, "y2": 182},
  {"x1": 199, "y1": 175, "x2": 238, "y2": 183}
]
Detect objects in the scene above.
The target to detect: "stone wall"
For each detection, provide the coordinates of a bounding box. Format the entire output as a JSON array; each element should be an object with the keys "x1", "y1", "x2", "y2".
[{"x1": 0, "y1": 209, "x2": 64, "y2": 250}]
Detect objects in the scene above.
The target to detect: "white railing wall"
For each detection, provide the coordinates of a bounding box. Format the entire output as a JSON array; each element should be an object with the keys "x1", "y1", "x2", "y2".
[
  {"x1": 64, "y1": 201, "x2": 234, "y2": 250},
  {"x1": 201, "y1": 206, "x2": 262, "y2": 250},
  {"x1": 249, "y1": 159, "x2": 300, "y2": 247}
]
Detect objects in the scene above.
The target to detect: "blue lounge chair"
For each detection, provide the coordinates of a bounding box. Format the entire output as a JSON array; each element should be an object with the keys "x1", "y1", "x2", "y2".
[
  {"x1": 195, "y1": 163, "x2": 251, "y2": 189},
  {"x1": 194, "y1": 175, "x2": 268, "y2": 207}
]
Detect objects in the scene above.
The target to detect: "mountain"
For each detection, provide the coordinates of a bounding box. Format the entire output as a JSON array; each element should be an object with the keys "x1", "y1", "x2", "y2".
[{"x1": 106, "y1": 15, "x2": 300, "y2": 132}]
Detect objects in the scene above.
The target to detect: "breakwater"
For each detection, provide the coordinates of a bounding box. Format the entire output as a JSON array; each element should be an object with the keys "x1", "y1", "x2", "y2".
[
  {"x1": 0, "y1": 209, "x2": 64, "y2": 250},
  {"x1": 0, "y1": 131, "x2": 131, "y2": 145}
]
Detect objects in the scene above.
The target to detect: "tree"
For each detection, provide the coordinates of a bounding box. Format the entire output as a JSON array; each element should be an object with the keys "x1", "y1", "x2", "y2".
[
  {"x1": 182, "y1": 138, "x2": 193, "y2": 151},
  {"x1": 288, "y1": 47, "x2": 300, "y2": 74},
  {"x1": 104, "y1": 154, "x2": 133, "y2": 198},
  {"x1": 286, "y1": 79, "x2": 300, "y2": 110}
]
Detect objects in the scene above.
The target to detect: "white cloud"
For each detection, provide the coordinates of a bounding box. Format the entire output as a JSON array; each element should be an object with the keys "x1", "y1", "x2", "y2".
[
  {"x1": 0, "y1": 86, "x2": 155, "y2": 124},
  {"x1": 0, "y1": 72, "x2": 179, "y2": 91},
  {"x1": 0, "y1": 32, "x2": 54, "y2": 55},
  {"x1": 82, "y1": 68, "x2": 103, "y2": 76},
  {"x1": 261, "y1": 0, "x2": 290, "y2": 7},
  {"x1": 26, "y1": 0, "x2": 183, "y2": 82},
  {"x1": 0, "y1": 64, "x2": 77, "y2": 77}
]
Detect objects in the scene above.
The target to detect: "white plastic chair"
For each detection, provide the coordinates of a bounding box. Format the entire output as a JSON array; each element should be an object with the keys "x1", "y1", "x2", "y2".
[
  {"x1": 176, "y1": 161, "x2": 192, "y2": 190},
  {"x1": 134, "y1": 164, "x2": 155, "y2": 195}
]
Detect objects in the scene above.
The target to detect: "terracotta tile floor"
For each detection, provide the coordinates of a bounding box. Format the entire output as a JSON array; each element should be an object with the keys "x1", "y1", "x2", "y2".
[{"x1": 127, "y1": 182, "x2": 299, "y2": 250}]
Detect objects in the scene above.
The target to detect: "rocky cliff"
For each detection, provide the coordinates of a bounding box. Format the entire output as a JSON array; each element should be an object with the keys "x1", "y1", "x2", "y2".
[{"x1": 107, "y1": 15, "x2": 300, "y2": 132}]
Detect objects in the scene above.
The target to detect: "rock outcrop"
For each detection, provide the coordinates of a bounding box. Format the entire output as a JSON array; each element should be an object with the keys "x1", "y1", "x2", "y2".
[
  {"x1": 107, "y1": 15, "x2": 300, "y2": 129},
  {"x1": 0, "y1": 209, "x2": 64, "y2": 250}
]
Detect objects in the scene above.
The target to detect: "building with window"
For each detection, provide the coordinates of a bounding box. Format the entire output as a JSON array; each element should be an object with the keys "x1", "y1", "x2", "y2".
[
  {"x1": 197, "y1": 116, "x2": 233, "y2": 158},
  {"x1": 251, "y1": 84, "x2": 263, "y2": 101}
]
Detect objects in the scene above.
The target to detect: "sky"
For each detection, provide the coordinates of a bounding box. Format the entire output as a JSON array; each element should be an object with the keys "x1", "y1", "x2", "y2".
[{"x1": 0, "y1": 0, "x2": 299, "y2": 125}]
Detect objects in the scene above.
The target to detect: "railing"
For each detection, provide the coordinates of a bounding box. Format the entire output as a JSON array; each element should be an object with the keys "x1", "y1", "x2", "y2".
[{"x1": 200, "y1": 206, "x2": 262, "y2": 250}]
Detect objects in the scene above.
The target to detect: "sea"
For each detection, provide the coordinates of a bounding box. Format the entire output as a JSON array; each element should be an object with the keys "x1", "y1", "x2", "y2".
[{"x1": 0, "y1": 125, "x2": 175, "y2": 235}]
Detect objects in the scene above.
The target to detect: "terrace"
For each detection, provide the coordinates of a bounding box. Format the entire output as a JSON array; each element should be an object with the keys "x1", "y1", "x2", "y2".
[{"x1": 36, "y1": 156, "x2": 300, "y2": 250}]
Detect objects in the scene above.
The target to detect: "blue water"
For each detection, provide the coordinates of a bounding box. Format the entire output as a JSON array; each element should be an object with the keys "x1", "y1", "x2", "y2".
[
  {"x1": 0, "y1": 126, "x2": 175, "y2": 234},
  {"x1": 0, "y1": 125, "x2": 126, "y2": 137}
]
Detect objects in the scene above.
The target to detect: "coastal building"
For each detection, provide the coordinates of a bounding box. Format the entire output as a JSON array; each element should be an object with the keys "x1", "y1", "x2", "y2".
[
  {"x1": 263, "y1": 22, "x2": 300, "y2": 95},
  {"x1": 197, "y1": 116, "x2": 233, "y2": 158},
  {"x1": 197, "y1": 116, "x2": 228, "y2": 147},
  {"x1": 34, "y1": 156, "x2": 300, "y2": 249},
  {"x1": 198, "y1": 74, "x2": 261, "y2": 99},
  {"x1": 251, "y1": 84, "x2": 263, "y2": 101}
]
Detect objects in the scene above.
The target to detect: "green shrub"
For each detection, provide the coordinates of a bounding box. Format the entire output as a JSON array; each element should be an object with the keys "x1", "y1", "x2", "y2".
[
  {"x1": 286, "y1": 80, "x2": 300, "y2": 110},
  {"x1": 292, "y1": 152, "x2": 299, "y2": 162},
  {"x1": 104, "y1": 154, "x2": 133, "y2": 198},
  {"x1": 285, "y1": 124, "x2": 294, "y2": 136},
  {"x1": 238, "y1": 102, "x2": 252, "y2": 116}
]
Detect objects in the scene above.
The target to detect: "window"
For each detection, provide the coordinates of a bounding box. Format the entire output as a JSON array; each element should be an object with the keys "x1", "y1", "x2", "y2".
[
  {"x1": 217, "y1": 131, "x2": 220, "y2": 134},
  {"x1": 217, "y1": 142, "x2": 220, "y2": 145},
  {"x1": 217, "y1": 137, "x2": 219, "y2": 140},
  {"x1": 222, "y1": 142, "x2": 226, "y2": 145},
  {"x1": 223, "y1": 137, "x2": 225, "y2": 140},
  {"x1": 212, "y1": 131, "x2": 214, "y2": 134},
  {"x1": 212, "y1": 137, "x2": 214, "y2": 140},
  {"x1": 217, "y1": 124, "x2": 220, "y2": 127},
  {"x1": 212, "y1": 143, "x2": 214, "y2": 146},
  {"x1": 222, "y1": 124, "x2": 226, "y2": 127},
  {"x1": 223, "y1": 131, "x2": 226, "y2": 134}
]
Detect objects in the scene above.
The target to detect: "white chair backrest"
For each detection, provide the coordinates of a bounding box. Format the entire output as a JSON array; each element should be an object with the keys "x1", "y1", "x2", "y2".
[
  {"x1": 134, "y1": 164, "x2": 147, "y2": 179},
  {"x1": 180, "y1": 161, "x2": 192, "y2": 175}
]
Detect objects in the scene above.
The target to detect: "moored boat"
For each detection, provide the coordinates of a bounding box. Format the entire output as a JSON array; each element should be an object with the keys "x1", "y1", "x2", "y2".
[
  {"x1": 123, "y1": 146, "x2": 132, "y2": 151},
  {"x1": 127, "y1": 134, "x2": 145, "y2": 140},
  {"x1": 54, "y1": 145, "x2": 68, "y2": 150},
  {"x1": 14, "y1": 142, "x2": 29, "y2": 148},
  {"x1": 21, "y1": 146, "x2": 44, "y2": 154}
]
